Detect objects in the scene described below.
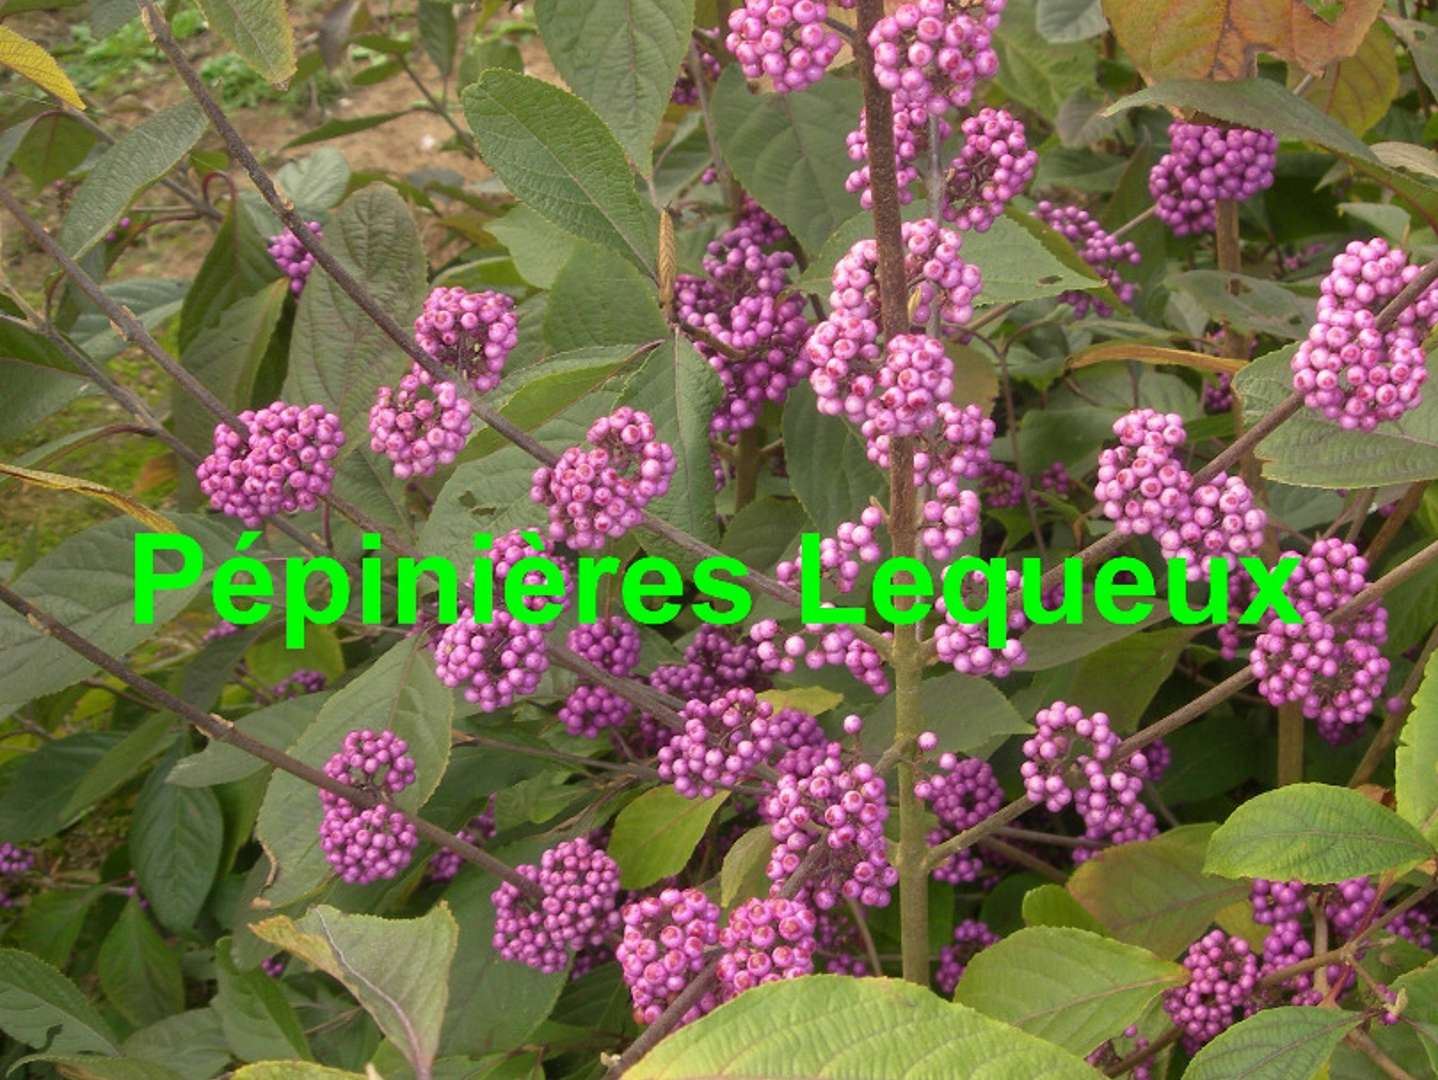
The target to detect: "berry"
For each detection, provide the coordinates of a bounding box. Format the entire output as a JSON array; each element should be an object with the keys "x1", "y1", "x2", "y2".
[
  {"x1": 716, "y1": 896, "x2": 817, "y2": 999},
  {"x1": 845, "y1": 106, "x2": 951, "y2": 210},
  {"x1": 567, "y1": 617, "x2": 642, "y2": 676},
  {"x1": 934, "y1": 918, "x2": 998, "y2": 995},
  {"x1": 197, "y1": 401, "x2": 344, "y2": 527},
  {"x1": 617, "y1": 887, "x2": 721, "y2": 1025},
  {"x1": 861, "y1": 333, "x2": 954, "y2": 452},
  {"x1": 428, "y1": 796, "x2": 497, "y2": 884},
  {"x1": 658, "y1": 687, "x2": 779, "y2": 798},
  {"x1": 933, "y1": 567, "x2": 1028, "y2": 678},
  {"x1": 369, "y1": 362, "x2": 473, "y2": 480},
  {"x1": 869, "y1": 1, "x2": 999, "y2": 119},
  {"x1": 413, "y1": 287, "x2": 518, "y2": 393},
  {"x1": 1148, "y1": 122, "x2": 1277, "y2": 237},
  {"x1": 944, "y1": 108, "x2": 1036, "y2": 232},
  {"x1": 1034, "y1": 202, "x2": 1139, "y2": 318},
  {"x1": 492, "y1": 836, "x2": 622, "y2": 973},
  {"x1": 318, "y1": 729, "x2": 418, "y2": 885},
  {"x1": 268, "y1": 222, "x2": 321, "y2": 296},
  {"x1": 1163, "y1": 931, "x2": 1260, "y2": 1052},
  {"x1": 672, "y1": 40, "x2": 721, "y2": 104},
  {"x1": 434, "y1": 610, "x2": 549, "y2": 711},
  {"x1": 724, "y1": 0, "x2": 853, "y2": 93},
  {"x1": 0, "y1": 844, "x2": 34, "y2": 877},
  {"x1": 559, "y1": 685, "x2": 634, "y2": 738},
  {"x1": 268, "y1": 669, "x2": 327, "y2": 699},
  {"x1": 531, "y1": 407, "x2": 676, "y2": 549},
  {"x1": 918, "y1": 756, "x2": 1003, "y2": 884},
  {"x1": 1020, "y1": 702, "x2": 1146, "y2": 831},
  {"x1": 261, "y1": 956, "x2": 287, "y2": 977},
  {"x1": 1204, "y1": 373, "x2": 1234, "y2": 414}
]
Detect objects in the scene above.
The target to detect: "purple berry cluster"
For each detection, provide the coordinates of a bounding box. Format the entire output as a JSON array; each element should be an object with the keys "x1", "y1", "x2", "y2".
[
  {"x1": 869, "y1": 1, "x2": 999, "y2": 119},
  {"x1": 845, "y1": 107, "x2": 950, "y2": 210},
  {"x1": 934, "y1": 917, "x2": 998, "y2": 995},
  {"x1": 1033, "y1": 202, "x2": 1139, "y2": 318},
  {"x1": 944, "y1": 108, "x2": 1037, "y2": 232},
  {"x1": 1086, "y1": 1027, "x2": 1153, "y2": 1080},
  {"x1": 1290, "y1": 238, "x2": 1438, "y2": 430},
  {"x1": 934, "y1": 566, "x2": 1028, "y2": 678},
  {"x1": 671, "y1": 39, "x2": 721, "y2": 105},
  {"x1": 1148, "y1": 122, "x2": 1278, "y2": 237},
  {"x1": 268, "y1": 669, "x2": 327, "y2": 699},
  {"x1": 1162, "y1": 930, "x2": 1260, "y2": 1052},
  {"x1": 861, "y1": 333, "x2": 953, "y2": 450},
  {"x1": 491, "y1": 836, "x2": 622, "y2": 973},
  {"x1": 617, "y1": 887, "x2": 721, "y2": 1025},
  {"x1": 560, "y1": 617, "x2": 643, "y2": 737},
  {"x1": 1251, "y1": 878, "x2": 1312, "y2": 971},
  {"x1": 1204, "y1": 373, "x2": 1234, "y2": 414},
  {"x1": 658, "y1": 687, "x2": 780, "y2": 798},
  {"x1": 917, "y1": 755, "x2": 1003, "y2": 884},
  {"x1": 715, "y1": 896, "x2": 817, "y2": 999},
  {"x1": 318, "y1": 729, "x2": 418, "y2": 885},
  {"x1": 778, "y1": 505, "x2": 885, "y2": 594},
  {"x1": 203, "y1": 619, "x2": 241, "y2": 643},
  {"x1": 724, "y1": 0, "x2": 853, "y2": 92},
  {"x1": 531, "y1": 408, "x2": 676, "y2": 549},
  {"x1": 765, "y1": 737, "x2": 898, "y2": 909},
  {"x1": 428, "y1": 796, "x2": 497, "y2": 884},
  {"x1": 750, "y1": 616, "x2": 892, "y2": 696},
  {"x1": 369, "y1": 363, "x2": 474, "y2": 480},
  {"x1": 413, "y1": 287, "x2": 518, "y2": 394},
  {"x1": 0, "y1": 844, "x2": 34, "y2": 877},
  {"x1": 268, "y1": 222, "x2": 321, "y2": 296},
  {"x1": 197, "y1": 402, "x2": 345, "y2": 527},
  {"x1": 1250, "y1": 538, "x2": 1390, "y2": 743}
]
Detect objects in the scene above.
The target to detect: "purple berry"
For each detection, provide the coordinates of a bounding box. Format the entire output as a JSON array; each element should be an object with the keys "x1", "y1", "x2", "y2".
[
  {"x1": 318, "y1": 728, "x2": 418, "y2": 885},
  {"x1": 617, "y1": 887, "x2": 721, "y2": 1025},
  {"x1": 491, "y1": 836, "x2": 622, "y2": 973},
  {"x1": 1149, "y1": 122, "x2": 1277, "y2": 237},
  {"x1": 413, "y1": 286, "x2": 518, "y2": 394},
  {"x1": 716, "y1": 896, "x2": 817, "y2": 999},
  {"x1": 268, "y1": 222, "x2": 322, "y2": 296},
  {"x1": 196, "y1": 401, "x2": 345, "y2": 527}
]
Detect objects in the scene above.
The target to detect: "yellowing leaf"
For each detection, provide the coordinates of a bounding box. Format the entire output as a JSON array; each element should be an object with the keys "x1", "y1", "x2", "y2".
[
  {"x1": 1069, "y1": 343, "x2": 1246, "y2": 375},
  {"x1": 1103, "y1": 0, "x2": 1385, "y2": 81},
  {"x1": 1289, "y1": 19, "x2": 1397, "y2": 136},
  {"x1": 0, "y1": 464, "x2": 175, "y2": 533},
  {"x1": 0, "y1": 27, "x2": 84, "y2": 109},
  {"x1": 757, "y1": 686, "x2": 844, "y2": 716}
]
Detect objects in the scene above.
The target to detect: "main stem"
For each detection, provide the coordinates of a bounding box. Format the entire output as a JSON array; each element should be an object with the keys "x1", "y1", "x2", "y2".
[{"x1": 854, "y1": 0, "x2": 927, "y2": 984}]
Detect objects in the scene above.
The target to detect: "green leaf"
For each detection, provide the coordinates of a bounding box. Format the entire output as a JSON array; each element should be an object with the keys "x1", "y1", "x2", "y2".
[
  {"x1": 98, "y1": 899, "x2": 184, "y2": 1029},
  {"x1": 276, "y1": 148, "x2": 352, "y2": 213},
  {"x1": 12, "y1": 887, "x2": 104, "y2": 970},
  {"x1": 720, "y1": 498, "x2": 808, "y2": 573},
  {"x1": 486, "y1": 204, "x2": 579, "y2": 290},
  {"x1": 1388, "y1": 16, "x2": 1438, "y2": 103},
  {"x1": 1206, "y1": 783, "x2": 1434, "y2": 883},
  {"x1": 961, "y1": 216, "x2": 1103, "y2": 305},
  {"x1": 534, "y1": 0, "x2": 691, "y2": 173},
  {"x1": 59, "y1": 101, "x2": 209, "y2": 259},
  {"x1": 419, "y1": 0, "x2": 457, "y2": 77},
  {"x1": 462, "y1": 70, "x2": 659, "y2": 273},
  {"x1": 1397, "y1": 650, "x2": 1438, "y2": 844},
  {"x1": 252, "y1": 905, "x2": 457, "y2": 1078},
  {"x1": 1168, "y1": 272, "x2": 1314, "y2": 341},
  {"x1": 1236, "y1": 345, "x2": 1438, "y2": 488},
  {"x1": 609, "y1": 787, "x2": 730, "y2": 890},
  {"x1": 1068, "y1": 824, "x2": 1250, "y2": 959},
  {"x1": 719, "y1": 824, "x2": 772, "y2": 909},
  {"x1": 1393, "y1": 957, "x2": 1438, "y2": 1072},
  {"x1": 169, "y1": 694, "x2": 328, "y2": 788},
  {"x1": 618, "y1": 334, "x2": 726, "y2": 563},
  {"x1": 177, "y1": 197, "x2": 281, "y2": 353},
  {"x1": 17, "y1": 1058, "x2": 185, "y2": 1080},
  {"x1": 214, "y1": 937, "x2": 311, "y2": 1063},
  {"x1": 1061, "y1": 627, "x2": 1197, "y2": 733},
  {"x1": 1184, "y1": 1006, "x2": 1360, "y2": 1080},
  {"x1": 194, "y1": 0, "x2": 296, "y2": 83},
  {"x1": 781, "y1": 382, "x2": 886, "y2": 537},
  {"x1": 1022, "y1": 884, "x2": 1107, "y2": 935},
  {"x1": 1035, "y1": 0, "x2": 1107, "y2": 42},
  {"x1": 130, "y1": 765, "x2": 224, "y2": 932},
  {"x1": 1019, "y1": 598, "x2": 1171, "y2": 672},
  {"x1": 863, "y1": 672, "x2": 1031, "y2": 759},
  {"x1": 543, "y1": 246, "x2": 666, "y2": 352},
  {"x1": 0, "y1": 354, "x2": 89, "y2": 442},
  {"x1": 123, "y1": 1009, "x2": 232, "y2": 1080},
  {"x1": 0, "y1": 947, "x2": 118, "y2": 1053},
  {"x1": 283, "y1": 113, "x2": 408, "y2": 150},
  {"x1": 61, "y1": 712, "x2": 176, "y2": 820},
  {"x1": 285, "y1": 185, "x2": 427, "y2": 439},
  {"x1": 255, "y1": 637, "x2": 453, "y2": 906},
  {"x1": 993, "y1": 0, "x2": 1097, "y2": 116},
  {"x1": 955, "y1": 927, "x2": 1185, "y2": 1055},
  {"x1": 711, "y1": 65, "x2": 863, "y2": 255},
  {"x1": 0, "y1": 732, "x2": 124, "y2": 841},
  {"x1": 12, "y1": 112, "x2": 96, "y2": 188},
  {"x1": 627, "y1": 975, "x2": 1103, "y2": 1078}
]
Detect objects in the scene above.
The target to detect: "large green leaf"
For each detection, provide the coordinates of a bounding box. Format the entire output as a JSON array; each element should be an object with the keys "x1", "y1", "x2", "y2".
[
  {"x1": 781, "y1": 382, "x2": 886, "y2": 537},
  {"x1": 254, "y1": 637, "x2": 453, "y2": 906},
  {"x1": 61, "y1": 713, "x2": 177, "y2": 821},
  {"x1": 168, "y1": 694, "x2": 328, "y2": 788},
  {"x1": 1168, "y1": 272, "x2": 1314, "y2": 341},
  {"x1": 1236, "y1": 345, "x2": 1438, "y2": 488},
  {"x1": 956, "y1": 927, "x2": 1185, "y2": 1056},
  {"x1": 214, "y1": 938, "x2": 311, "y2": 1063},
  {"x1": 12, "y1": 887, "x2": 105, "y2": 970},
  {"x1": 1396, "y1": 650, "x2": 1438, "y2": 844},
  {"x1": 0, "y1": 732, "x2": 124, "y2": 842},
  {"x1": 543, "y1": 245, "x2": 666, "y2": 353},
  {"x1": 195, "y1": 0, "x2": 295, "y2": 83},
  {"x1": 863, "y1": 672, "x2": 1031, "y2": 759},
  {"x1": 993, "y1": 0, "x2": 1097, "y2": 116},
  {"x1": 0, "y1": 948, "x2": 118, "y2": 1054},
  {"x1": 627, "y1": 975, "x2": 1103, "y2": 1078},
  {"x1": 0, "y1": 353, "x2": 89, "y2": 442},
  {"x1": 619, "y1": 334, "x2": 726, "y2": 564},
  {"x1": 1068, "y1": 825, "x2": 1249, "y2": 959},
  {"x1": 1205, "y1": 783, "x2": 1434, "y2": 883},
  {"x1": 711, "y1": 65, "x2": 863, "y2": 256},
  {"x1": 98, "y1": 899, "x2": 184, "y2": 1029},
  {"x1": 285, "y1": 184, "x2": 426, "y2": 439},
  {"x1": 1293, "y1": 20, "x2": 1397, "y2": 136},
  {"x1": 1184, "y1": 1006, "x2": 1360, "y2": 1080},
  {"x1": 486, "y1": 204, "x2": 579, "y2": 290},
  {"x1": 58, "y1": 101, "x2": 209, "y2": 259},
  {"x1": 253, "y1": 905, "x2": 457, "y2": 1078},
  {"x1": 534, "y1": 0, "x2": 691, "y2": 172},
  {"x1": 462, "y1": 70, "x2": 659, "y2": 274},
  {"x1": 609, "y1": 787, "x2": 730, "y2": 889},
  {"x1": 130, "y1": 764, "x2": 224, "y2": 932},
  {"x1": 123, "y1": 1009, "x2": 232, "y2": 1080},
  {"x1": 1393, "y1": 957, "x2": 1438, "y2": 1073}
]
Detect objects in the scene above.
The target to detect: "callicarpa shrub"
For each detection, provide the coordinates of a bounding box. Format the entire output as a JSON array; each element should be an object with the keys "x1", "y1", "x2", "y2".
[{"x1": 8, "y1": 1, "x2": 1438, "y2": 1078}]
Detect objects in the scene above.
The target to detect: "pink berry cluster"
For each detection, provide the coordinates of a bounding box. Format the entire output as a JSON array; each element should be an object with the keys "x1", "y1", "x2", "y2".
[
  {"x1": 1148, "y1": 122, "x2": 1278, "y2": 237},
  {"x1": 428, "y1": 796, "x2": 497, "y2": 884},
  {"x1": 750, "y1": 616, "x2": 892, "y2": 696},
  {"x1": 531, "y1": 407, "x2": 676, "y2": 549},
  {"x1": 944, "y1": 108, "x2": 1037, "y2": 232},
  {"x1": 658, "y1": 687, "x2": 781, "y2": 798},
  {"x1": 268, "y1": 222, "x2": 321, "y2": 296},
  {"x1": 369, "y1": 363, "x2": 473, "y2": 479},
  {"x1": 491, "y1": 836, "x2": 622, "y2": 973},
  {"x1": 671, "y1": 38, "x2": 721, "y2": 104},
  {"x1": 765, "y1": 736, "x2": 898, "y2": 909},
  {"x1": 0, "y1": 844, "x2": 34, "y2": 877},
  {"x1": 203, "y1": 619, "x2": 241, "y2": 643},
  {"x1": 917, "y1": 755, "x2": 1003, "y2": 884},
  {"x1": 844, "y1": 107, "x2": 951, "y2": 210},
  {"x1": 1250, "y1": 538, "x2": 1390, "y2": 744},
  {"x1": 649, "y1": 626, "x2": 777, "y2": 705},
  {"x1": 197, "y1": 402, "x2": 345, "y2": 527},
  {"x1": 716, "y1": 896, "x2": 817, "y2": 998},
  {"x1": 724, "y1": 1, "x2": 854, "y2": 92},
  {"x1": 1251, "y1": 878, "x2": 1312, "y2": 971},
  {"x1": 560, "y1": 617, "x2": 643, "y2": 738},
  {"x1": 318, "y1": 728, "x2": 418, "y2": 885},
  {"x1": 1290, "y1": 238, "x2": 1438, "y2": 431},
  {"x1": 413, "y1": 287, "x2": 518, "y2": 394},
  {"x1": 1162, "y1": 930, "x2": 1260, "y2": 1052},
  {"x1": 861, "y1": 333, "x2": 953, "y2": 449},
  {"x1": 778, "y1": 505, "x2": 885, "y2": 594},
  {"x1": 675, "y1": 216, "x2": 811, "y2": 437},
  {"x1": 268, "y1": 669, "x2": 327, "y2": 699},
  {"x1": 617, "y1": 887, "x2": 721, "y2": 1025},
  {"x1": 933, "y1": 566, "x2": 1028, "y2": 678},
  {"x1": 934, "y1": 917, "x2": 998, "y2": 996},
  {"x1": 1038, "y1": 460, "x2": 1071, "y2": 499},
  {"x1": 869, "y1": 1, "x2": 999, "y2": 118},
  {"x1": 1094, "y1": 409, "x2": 1266, "y2": 579},
  {"x1": 1033, "y1": 202, "x2": 1139, "y2": 318},
  {"x1": 1203, "y1": 373, "x2": 1234, "y2": 414}
]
